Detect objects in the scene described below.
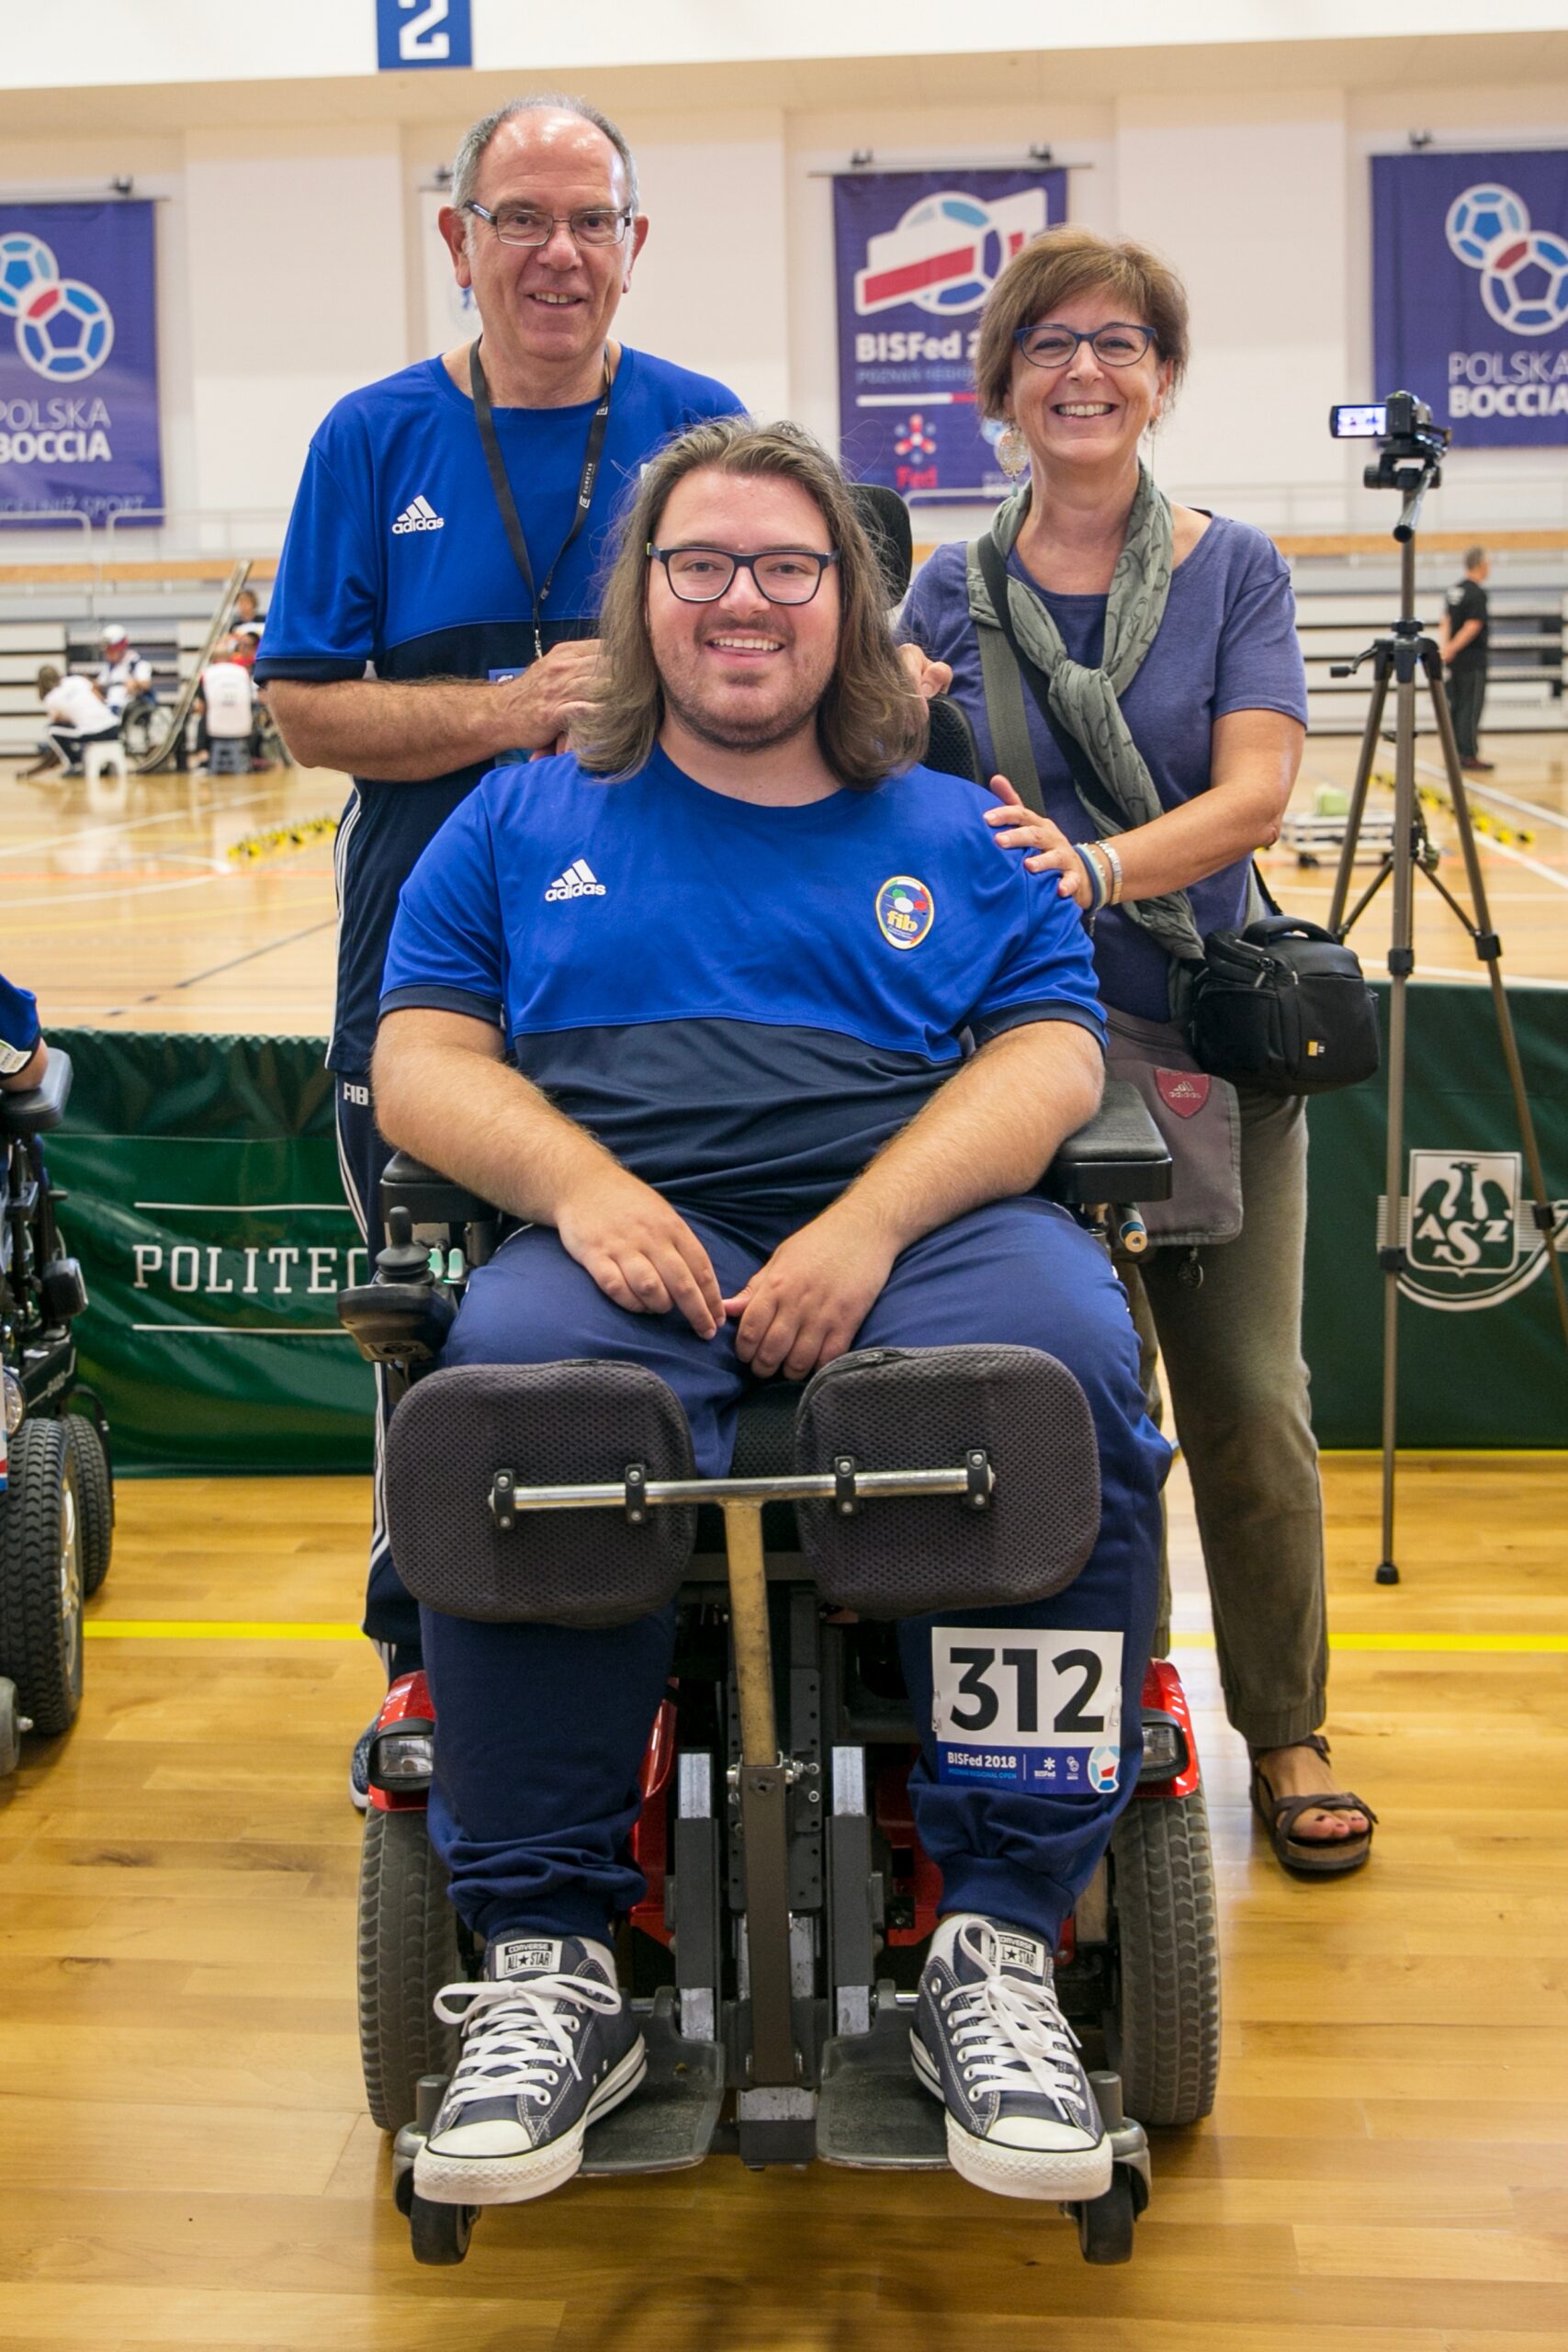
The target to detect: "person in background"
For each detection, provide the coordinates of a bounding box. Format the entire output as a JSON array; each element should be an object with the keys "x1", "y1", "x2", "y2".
[
  {"x1": 97, "y1": 624, "x2": 155, "y2": 718},
  {"x1": 232, "y1": 586, "x2": 266, "y2": 644},
  {"x1": 254, "y1": 93, "x2": 744, "y2": 1800},
  {"x1": 195, "y1": 639, "x2": 255, "y2": 768},
  {"x1": 901, "y1": 225, "x2": 1376, "y2": 1878},
  {"x1": 1438, "y1": 545, "x2": 1493, "y2": 774},
  {"x1": 28, "y1": 664, "x2": 120, "y2": 777}
]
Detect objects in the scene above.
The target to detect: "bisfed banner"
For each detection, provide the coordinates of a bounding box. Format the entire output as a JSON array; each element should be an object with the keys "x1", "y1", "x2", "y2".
[
  {"x1": 834, "y1": 169, "x2": 1066, "y2": 500},
  {"x1": 1372, "y1": 151, "x2": 1568, "y2": 447},
  {"x1": 0, "y1": 201, "x2": 163, "y2": 525},
  {"x1": 1302, "y1": 981, "x2": 1568, "y2": 1446},
  {"x1": 46, "y1": 1031, "x2": 372, "y2": 1474}
]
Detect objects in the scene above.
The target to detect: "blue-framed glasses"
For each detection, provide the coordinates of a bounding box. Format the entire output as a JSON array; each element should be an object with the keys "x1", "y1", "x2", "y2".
[{"x1": 1014, "y1": 322, "x2": 1158, "y2": 370}]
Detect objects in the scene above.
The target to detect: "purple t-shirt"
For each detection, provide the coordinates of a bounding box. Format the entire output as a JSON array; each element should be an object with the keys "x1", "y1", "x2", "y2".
[{"x1": 900, "y1": 516, "x2": 1308, "y2": 1022}]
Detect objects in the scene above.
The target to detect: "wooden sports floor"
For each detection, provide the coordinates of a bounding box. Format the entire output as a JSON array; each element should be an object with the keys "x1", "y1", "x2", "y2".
[{"x1": 3, "y1": 732, "x2": 1567, "y2": 2349}]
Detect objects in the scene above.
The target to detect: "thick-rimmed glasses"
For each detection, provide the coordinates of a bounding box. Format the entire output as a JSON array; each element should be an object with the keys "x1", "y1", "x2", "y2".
[
  {"x1": 1014, "y1": 322, "x2": 1158, "y2": 370},
  {"x1": 648, "y1": 546, "x2": 840, "y2": 605},
  {"x1": 465, "y1": 200, "x2": 633, "y2": 248}
]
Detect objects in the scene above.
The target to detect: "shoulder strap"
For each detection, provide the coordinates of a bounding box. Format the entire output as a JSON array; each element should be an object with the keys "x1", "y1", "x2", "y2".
[
  {"x1": 973, "y1": 532, "x2": 1125, "y2": 837},
  {"x1": 969, "y1": 554, "x2": 1045, "y2": 818}
]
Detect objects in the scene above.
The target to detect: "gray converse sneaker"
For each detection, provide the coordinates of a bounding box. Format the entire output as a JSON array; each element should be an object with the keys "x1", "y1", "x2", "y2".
[
  {"x1": 911, "y1": 1912, "x2": 1111, "y2": 2200},
  {"x1": 412, "y1": 1934, "x2": 647, "y2": 2206}
]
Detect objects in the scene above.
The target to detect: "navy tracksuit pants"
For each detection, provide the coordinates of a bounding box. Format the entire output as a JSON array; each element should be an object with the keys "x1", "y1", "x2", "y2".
[{"x1": 422, "y1": 1194, "x2": 1168, "y2": 1950}]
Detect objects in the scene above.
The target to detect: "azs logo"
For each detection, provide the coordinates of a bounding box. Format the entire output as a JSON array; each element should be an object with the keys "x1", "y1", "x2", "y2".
[
  {"x1": 0, "y1": 232, "x2": 115, "y2": 381},
  {"x1": 1445, "y1": 184, "x2": 1568, "y2": 338},
  {"x1": 854, "y1": 188, "x2": 1047, "y2": 319},
  {"x1": 1394, "y1": 1148, "x2": 1568, "y2": 1312}
]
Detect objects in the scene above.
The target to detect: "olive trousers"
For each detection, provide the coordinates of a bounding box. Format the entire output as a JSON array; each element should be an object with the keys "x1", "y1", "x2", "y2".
[{"x1": 1123, "y1": 1085, "x2": 1329, "y2": 1753}]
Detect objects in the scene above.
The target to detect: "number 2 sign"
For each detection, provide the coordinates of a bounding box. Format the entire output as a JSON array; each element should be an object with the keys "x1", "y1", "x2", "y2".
[{"x1": 376, "y1": 0, "x2": 473, "y2": 70}]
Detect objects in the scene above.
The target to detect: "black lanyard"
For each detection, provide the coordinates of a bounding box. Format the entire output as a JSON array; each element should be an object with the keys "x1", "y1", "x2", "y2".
[{"x1": 469, "y1": 337, "x2": 613, "y2": 662}]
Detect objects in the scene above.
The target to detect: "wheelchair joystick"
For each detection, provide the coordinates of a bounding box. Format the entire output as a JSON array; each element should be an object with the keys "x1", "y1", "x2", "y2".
[{"x1": 376, "y1": 1206, "x2": 434, "y2": 1286}]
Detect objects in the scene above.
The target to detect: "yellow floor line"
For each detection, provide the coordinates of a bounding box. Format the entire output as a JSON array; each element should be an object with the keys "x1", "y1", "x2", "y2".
[{"x1": 81, "y1": 1621, "x2": 1568, "y2": 1653}]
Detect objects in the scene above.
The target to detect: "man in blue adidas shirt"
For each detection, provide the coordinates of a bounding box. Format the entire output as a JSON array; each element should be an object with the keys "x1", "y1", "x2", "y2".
[
  {"x1": 255, "y1": 96, "x2": 742, "y2": 1707},
  {"x1": 374, "y1": 417, "x2": 1168, "y2": 2214}
]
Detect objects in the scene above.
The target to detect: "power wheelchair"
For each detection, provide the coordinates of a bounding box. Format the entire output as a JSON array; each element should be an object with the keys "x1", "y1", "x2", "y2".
[
  {"x1": 337, "y1": 1084, "x2": 1220, "y2": 2270},
  {"x1": 0, "y1": 1053, "x2": 114, "y2": 1771}
]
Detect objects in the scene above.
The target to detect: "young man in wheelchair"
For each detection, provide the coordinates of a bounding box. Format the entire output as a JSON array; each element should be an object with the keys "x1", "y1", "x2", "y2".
[{"x1": 371, "y1": 415, "x2": 1168, "y2": 2211}]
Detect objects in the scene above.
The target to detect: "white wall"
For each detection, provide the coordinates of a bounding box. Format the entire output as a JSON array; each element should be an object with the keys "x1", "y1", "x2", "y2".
[{"x1": 184, "y1": 128, "x2": 409, "y2": 518}]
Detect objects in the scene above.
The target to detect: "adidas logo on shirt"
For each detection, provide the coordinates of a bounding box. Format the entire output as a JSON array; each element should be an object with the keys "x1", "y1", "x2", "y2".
[
  {"x1": 545, "y1": 858, "x2": 606, "y2": 902},
  {"x1": 391, "y1": 494, "x2": 445, "y2": 535}
]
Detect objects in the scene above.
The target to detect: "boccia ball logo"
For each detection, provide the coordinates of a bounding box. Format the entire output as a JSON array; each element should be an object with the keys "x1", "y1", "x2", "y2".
[
  {"x1": 0, "y1": 233, "x2": 116, "y2": 381},
  {"x1": 875, "y1": 876, "x2": 935, "y2": 950},
  {"x1": 1444, "y1": 183, "x2": 1568, "y2": 339}
]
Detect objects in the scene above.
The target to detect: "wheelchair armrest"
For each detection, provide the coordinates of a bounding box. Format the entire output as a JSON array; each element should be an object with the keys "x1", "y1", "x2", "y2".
[
  {"x1": 380, "y1": 1148, "x2": 498, "y2": 1230},
  {"x1": 1042, "y1": 1079, "x2": 1173, "y2": 1205},
  {"x1": 0, "y1": 1048, "x2": 73, "y2": 1137}
]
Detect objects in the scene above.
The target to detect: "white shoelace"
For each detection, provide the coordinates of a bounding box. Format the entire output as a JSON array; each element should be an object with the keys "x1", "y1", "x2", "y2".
[
  {"x1": 940, "y1": 1919, "x2": 1088, "y2": 2109},
  {"x1": 432, "y1": 1968, "x2": 622, "y2": 2115}
]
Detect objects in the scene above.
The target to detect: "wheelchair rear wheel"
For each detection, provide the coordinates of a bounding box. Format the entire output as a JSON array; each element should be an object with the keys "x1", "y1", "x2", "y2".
[
  {"x1": 64, "y1": 1416, "x2": 113, "y2": 1598},
  {"x1": 357, "y1": 1805, "x2": 463, "y2": 2132},
  {"x1": 1110, "y1": 1787, "x2": 1221, "y2": 2128},
  {"x1": 0, "y1": 1419, "x2": 84, "y2": 1738}
]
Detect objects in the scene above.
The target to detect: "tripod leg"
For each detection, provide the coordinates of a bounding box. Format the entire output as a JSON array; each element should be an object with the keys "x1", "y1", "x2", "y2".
[
  {"x1": 1423, "y1": 657, "x2": 1568, "y2": 1362},
  {"x1": 1371, "y1": 628, "x2": 1424, "y2": 1587},
  {"x1": 1327, "y1": 652, "x2": 1393, "y2": 938}
]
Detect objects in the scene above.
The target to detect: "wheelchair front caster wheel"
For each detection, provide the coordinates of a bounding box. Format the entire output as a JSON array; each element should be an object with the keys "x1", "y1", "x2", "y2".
[
  {"x1": 409, "y1": 2192, "x2": 474, "y2": 2265},
  {"x1": 1076, "y1": 2169, "x2": 1136, "y2": 2265}
]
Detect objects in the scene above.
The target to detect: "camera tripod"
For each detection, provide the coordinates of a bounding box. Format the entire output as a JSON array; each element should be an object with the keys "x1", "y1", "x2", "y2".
[{"x1": 1325, "y1": 475, "x2": 1568, "y2": 1584}]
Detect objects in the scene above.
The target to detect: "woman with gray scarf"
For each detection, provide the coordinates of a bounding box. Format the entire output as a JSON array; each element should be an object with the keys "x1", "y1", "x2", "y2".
[{"x1": 901, "y1": 226, "x2": 1375, "y2": 1875}]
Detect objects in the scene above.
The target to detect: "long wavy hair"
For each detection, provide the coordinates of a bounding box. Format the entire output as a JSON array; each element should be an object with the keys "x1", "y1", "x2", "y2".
[{"x1": 570, "y1": 415, "x2": 929, "y2": 788}]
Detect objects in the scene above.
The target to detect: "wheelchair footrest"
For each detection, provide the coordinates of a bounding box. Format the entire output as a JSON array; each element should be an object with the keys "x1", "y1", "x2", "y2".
[
  {"x1": 817, "y1": 1996, "x2": 949, "y2": 2170},
  {"x1": 579, "y1": 1991, "x2": 724, "y2": 2176}
]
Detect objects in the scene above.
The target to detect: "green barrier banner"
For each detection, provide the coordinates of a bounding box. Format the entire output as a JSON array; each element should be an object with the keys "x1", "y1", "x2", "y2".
[
  {"x1": 48, "y1": 1031, "x2": 373, "y2": 1474},
  {"x1": 1303, "y1": 981, "x2": 1568, "y2": 1446},
  {"x1": 35, "y1": 994, "x2": 1568, "y2": 1471}
]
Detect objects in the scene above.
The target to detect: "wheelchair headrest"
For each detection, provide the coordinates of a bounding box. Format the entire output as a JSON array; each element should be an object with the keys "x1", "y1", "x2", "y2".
[{"x1": 848, "y1": 482, "x2": 913, "y2": 605}]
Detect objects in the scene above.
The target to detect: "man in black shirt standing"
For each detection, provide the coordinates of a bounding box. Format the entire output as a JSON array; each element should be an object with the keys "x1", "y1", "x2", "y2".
[{"x1": 1439, "y1": 544, "x2": 1492, "y2": 773}]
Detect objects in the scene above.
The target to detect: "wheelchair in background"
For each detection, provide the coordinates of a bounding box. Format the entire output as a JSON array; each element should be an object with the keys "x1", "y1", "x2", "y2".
[
  {"x1": 0, "y1": 1054, "x2": 114, "y2": 1771},
  {"x1": 337, "y1": 1083, "x2": 1221, "y2": 2269}
]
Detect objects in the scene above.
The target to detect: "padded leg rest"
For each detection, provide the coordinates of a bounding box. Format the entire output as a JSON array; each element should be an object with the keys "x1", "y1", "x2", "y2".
[
  {"x1": 385, "y1": 1362, "x2": 697, "y2": 1627},
  {"x1": 794, "y1": 1344, "x2": 1100, "y2": 1618}
]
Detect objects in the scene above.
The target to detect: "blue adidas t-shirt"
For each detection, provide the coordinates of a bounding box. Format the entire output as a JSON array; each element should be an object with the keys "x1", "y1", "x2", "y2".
[
  {"x1": 901, "y1": 517, "x2": 1308, "y2": 1022},
  {"x1": 254, "y1": 347, "x2": 742, "y2": 1071},
  {"x1": 379, "y1": 746, "x2": 1105, "y2": 1233}
]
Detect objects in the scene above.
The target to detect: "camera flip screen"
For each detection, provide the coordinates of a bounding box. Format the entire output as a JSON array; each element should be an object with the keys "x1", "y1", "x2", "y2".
[{"x1": 1330, "y1": 403, "x2": 1388, "y2": 438}]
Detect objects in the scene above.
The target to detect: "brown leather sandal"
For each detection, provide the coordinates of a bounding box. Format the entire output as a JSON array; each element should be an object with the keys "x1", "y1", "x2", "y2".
[{"x1": 1249, "y1": 1735, "x2": 1378, "y2": 1877}]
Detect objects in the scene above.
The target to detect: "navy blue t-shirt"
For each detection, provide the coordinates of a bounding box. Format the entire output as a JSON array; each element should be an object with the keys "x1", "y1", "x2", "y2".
[
  {"x1": 380, "y1": 746, "x2": 1105, "y2": 1233},
  {"x1": 255, "y1": 347, "x2": 742, "y2": 1071},
  {"x1": 901, "y1": 517, "x2": 1308, "y2": 1022}
]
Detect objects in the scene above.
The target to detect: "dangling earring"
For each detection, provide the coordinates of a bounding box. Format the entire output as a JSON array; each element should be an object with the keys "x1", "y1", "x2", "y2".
[{"x1": 998, "y1": 424, "x2": 1030, "y2": 480}]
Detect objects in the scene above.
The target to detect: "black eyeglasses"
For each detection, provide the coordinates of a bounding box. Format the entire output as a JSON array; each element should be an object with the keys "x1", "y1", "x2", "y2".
[
  {"x1": 465, "y1": 201, "x2": 633, "y2": 248},
  {"x1": 648, "y1": 546, "x2": 840, "y2": 605},
  {"x1": 1014, "y1": 322, "x2": 1158, "y2": 370}
]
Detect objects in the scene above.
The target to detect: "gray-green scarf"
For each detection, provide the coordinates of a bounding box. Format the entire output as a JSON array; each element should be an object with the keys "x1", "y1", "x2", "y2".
[{"x1": 965, "y1": 465, "x2": 1207, "y2": 999}]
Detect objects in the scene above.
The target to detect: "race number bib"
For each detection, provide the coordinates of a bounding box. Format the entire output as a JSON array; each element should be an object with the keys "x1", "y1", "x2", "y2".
[{"x1": 931, "y1": 1628, "x2": 1124, "y2": 1793}]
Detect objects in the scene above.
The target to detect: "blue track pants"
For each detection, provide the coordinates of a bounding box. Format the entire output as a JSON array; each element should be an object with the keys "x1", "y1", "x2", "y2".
[{"x1": 422, "y1": 1196, "x2": 1168, "y2": 1947}]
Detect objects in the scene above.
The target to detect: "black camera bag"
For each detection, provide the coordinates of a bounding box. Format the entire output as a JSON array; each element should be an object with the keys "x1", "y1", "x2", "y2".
[{"x1": 1189, "y1": 915, "x2": 1381, "y2": 1095}]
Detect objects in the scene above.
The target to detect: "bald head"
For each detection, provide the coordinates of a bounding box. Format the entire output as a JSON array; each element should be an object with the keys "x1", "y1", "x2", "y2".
[{"x1": 451, "y1": 96, "x2": 637, "y2": 217}]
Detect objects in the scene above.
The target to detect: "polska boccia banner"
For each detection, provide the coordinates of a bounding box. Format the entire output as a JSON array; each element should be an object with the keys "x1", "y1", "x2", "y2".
[
  {"x1": 0, "y1": 201, "x2": 163, "y2": 526},
  {"x1": 834, "y1": 169, "x2": 1066, "y2": 501},
  {"x1": 1372, "y1": 151, "x2": 1568, "y2": 447}
]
